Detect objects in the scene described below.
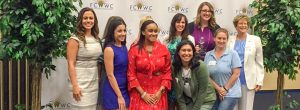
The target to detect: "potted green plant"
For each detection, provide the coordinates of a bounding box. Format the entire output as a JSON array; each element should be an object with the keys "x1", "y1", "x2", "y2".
[
  {"x1": 250, "y1": 0, "x2": 300, "y2": 109},
  {"x1": 0, "y1": 0, "x2": 82, "y2": 109}
]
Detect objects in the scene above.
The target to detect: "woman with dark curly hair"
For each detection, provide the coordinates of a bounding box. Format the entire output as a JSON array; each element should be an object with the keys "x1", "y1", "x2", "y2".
[
  {"x1": 161, "y1": 13, "x2": 195, "y2": 110},
  {"x1": 173, "y1": 40, "x2": 216, "y2": 110}
]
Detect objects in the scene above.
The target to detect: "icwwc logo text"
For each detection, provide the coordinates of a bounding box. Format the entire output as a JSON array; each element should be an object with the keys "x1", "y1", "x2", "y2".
[
  {"x1": 168, "y1": 7, "x2": 188, "y2": 13},
  {"x1": 129, "y1": 5, "x2": 152, "y2": 12},
  {"x1": 90, "y1": 2, "x2": 113, "y2": 10}
]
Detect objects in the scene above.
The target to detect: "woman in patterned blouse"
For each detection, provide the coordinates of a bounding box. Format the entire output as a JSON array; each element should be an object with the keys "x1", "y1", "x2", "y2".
[
  {"x1": 162, "y1": 13, "x2": 194, "y2": 110},
  {"x1": 127, "y1": 20, "x2": 172, "y2": 110}
]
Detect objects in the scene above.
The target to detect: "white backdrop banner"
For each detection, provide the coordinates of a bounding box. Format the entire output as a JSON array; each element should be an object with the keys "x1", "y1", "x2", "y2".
[{"x1": 41, "y1": 0, "x2": 254, "y2": 109}]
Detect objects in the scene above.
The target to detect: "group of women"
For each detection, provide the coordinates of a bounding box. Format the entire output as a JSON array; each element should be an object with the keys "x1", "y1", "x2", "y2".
[{"x1": 66, "y1": 1, "x2": 264, "y2": 110}]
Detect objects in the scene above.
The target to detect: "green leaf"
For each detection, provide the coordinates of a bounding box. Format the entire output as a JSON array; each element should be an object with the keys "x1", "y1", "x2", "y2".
[
  {"x1": 280, "y1": 0, "x2": 288, "y2": 5},
  {"x1": 251, "y1": 0, "x2": 300, "y2": 109},
  {"x1": 0, "y1": 0, "x2": 79, "y2": 78}
]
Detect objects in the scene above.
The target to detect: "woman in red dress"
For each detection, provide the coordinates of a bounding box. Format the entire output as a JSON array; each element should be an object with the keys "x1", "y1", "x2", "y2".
[{"x1": 127, "y1": 20, "x2": 172, "y2": 110}]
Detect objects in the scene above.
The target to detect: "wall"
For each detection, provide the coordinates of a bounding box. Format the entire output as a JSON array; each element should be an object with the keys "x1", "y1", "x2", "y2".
[
  {"x1": 262, "y1": 70, "x2": 300, "y2": 90},
  {"x1": 41, "y1": 0, "x2": 299, "y2": 109}
]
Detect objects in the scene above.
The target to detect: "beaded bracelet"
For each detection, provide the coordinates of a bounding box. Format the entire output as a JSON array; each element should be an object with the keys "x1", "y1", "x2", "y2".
[
  {"x1": 223, "y1": 86, "x2": 229, "y2": 92},
  {"x1": 141, "y1": 92, "x2": 147, "y2": 98}
]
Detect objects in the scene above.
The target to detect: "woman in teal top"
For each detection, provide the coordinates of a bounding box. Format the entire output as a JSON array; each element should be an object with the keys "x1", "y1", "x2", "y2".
[
  {"x1": 173, "y1": 40, "x2": 216, "y2": 110},
  {"x1": 162, "y1": 13, "x2": 195, "y2": 61},
  {"x1": 162, "y1": 13, "x2": 195, "y2": 110}
]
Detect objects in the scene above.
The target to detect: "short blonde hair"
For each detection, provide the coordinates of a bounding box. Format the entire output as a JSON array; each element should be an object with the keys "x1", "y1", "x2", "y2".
[{"x1": 233, "y1": 14, "x2": 250, "y2": 27}]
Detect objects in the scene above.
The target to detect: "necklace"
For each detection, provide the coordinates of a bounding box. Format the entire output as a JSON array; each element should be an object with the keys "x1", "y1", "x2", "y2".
[
  {"x1": 182, "y1": 67, "x2": 191, "y2": 85},
  {"x1": 145, "y1": 46, "x2": 153, "y2": 55},
  {"x1": 182, "y1": 67, "x2": 191, "y2": 78},
  {"x1": 147, "y1": 50, "x2": 152, "y2": 54}
]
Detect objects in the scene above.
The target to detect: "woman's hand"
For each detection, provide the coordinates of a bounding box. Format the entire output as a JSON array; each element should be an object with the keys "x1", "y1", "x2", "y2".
[
  {"x1": 72, "y1": 86, "x2": 82, "y2": 101},
  {"x1": 153, "y1": 90, "x2": 163, "y2": 104},
  {"x1": 219, "y1": 95, "x2": 225, "y2": 101},
  {"x1": 216, "y1": 86, "x2": 227, "y2": 97},
  {"x1": 255, "y1": 85, "x2": 262, "y2": 92},
  {"x1": 216, "y1": 86, "x2": 227, "y2": 101},
  {"x1": 142, "y1": 93, "x2": 156, "y2": 105},
  {"x1": 118, "y1": 96, "x2": 126, "y2": 110},
  {"x1": 195, "y1": 45, "x2": 201, "y2": 53}
]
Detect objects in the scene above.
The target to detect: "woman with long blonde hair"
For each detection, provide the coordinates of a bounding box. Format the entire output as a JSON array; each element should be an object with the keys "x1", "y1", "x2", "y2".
[{"x1": 188, "y1": 2, "x2": 220, "y2": 60}]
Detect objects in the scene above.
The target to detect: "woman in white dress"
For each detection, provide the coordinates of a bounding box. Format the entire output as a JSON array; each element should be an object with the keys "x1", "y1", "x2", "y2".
[{"x1": 67, "y1": 7, "x2": 101, "y2": 110}]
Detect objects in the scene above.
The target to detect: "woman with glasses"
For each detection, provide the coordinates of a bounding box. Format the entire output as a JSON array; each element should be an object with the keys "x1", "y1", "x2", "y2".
[
  {"x1": 173, "y1": 40, "x2": 216, "y2": 110},
  {"x1": 188, "y1": 2, "x2": 220, "y2": 60}
]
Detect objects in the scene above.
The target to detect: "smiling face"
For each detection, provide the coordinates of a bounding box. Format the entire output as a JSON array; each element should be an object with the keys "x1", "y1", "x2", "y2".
[
  {"x1": 143, "y1": 23, "x2": 159, "y2": 43},
  {"x1": 236, "y1": 18, "x2": 248, "y2": 34},
  {"x1": 214, "y1": 31, "x2": 228, "y2": 49},
  {"x1": 114, "y1": 24, "x2": 126, "y2": 44},
  {"x1": 175, "y1": 17, "x2": 186, "y2": 33},
  {"x1": 178, "y1": 44, "x2": 194, "y2": 63},
  {"x1": 200, "y1": 5, "x2": 212, "y2": 22},
  {"x1": 82, "y1": 11, "x2": 95, "y2": 30}
]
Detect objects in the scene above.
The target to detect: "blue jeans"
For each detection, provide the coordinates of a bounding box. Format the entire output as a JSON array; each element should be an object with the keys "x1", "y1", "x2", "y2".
[{"x1": 212, "y1": 97, "x2": 239, "y2": 110}]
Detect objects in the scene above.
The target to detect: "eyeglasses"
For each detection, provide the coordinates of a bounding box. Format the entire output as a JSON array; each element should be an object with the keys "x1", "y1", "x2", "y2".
[{"x1": 201, "y1": 10, "x2": 213, "y2": 13}]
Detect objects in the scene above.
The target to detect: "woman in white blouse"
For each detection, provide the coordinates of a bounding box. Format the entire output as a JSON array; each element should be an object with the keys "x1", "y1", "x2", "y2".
[{"x1": 227, "y1": 14, "x2": 265, "y2": 110}]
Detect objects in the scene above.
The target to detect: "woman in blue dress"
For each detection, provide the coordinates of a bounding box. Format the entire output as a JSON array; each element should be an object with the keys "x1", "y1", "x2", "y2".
[{"x1": 101, "y1": 16, "x2": 130, "y2": 110}]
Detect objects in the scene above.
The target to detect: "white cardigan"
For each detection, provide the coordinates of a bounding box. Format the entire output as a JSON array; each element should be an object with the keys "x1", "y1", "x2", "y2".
[{"x1": 227, "y1": 33, "x2": 265, "y2": 90}]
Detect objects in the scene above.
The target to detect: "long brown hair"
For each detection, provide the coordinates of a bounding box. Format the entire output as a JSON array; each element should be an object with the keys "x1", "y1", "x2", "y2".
[
  {"x1": 102, "y1": 16, "x2": 127, "y2": 48},
  {"x1": 195, "y1": 2, "x2": 217, "y2": 29},
  {"x1": 167, "y1": 13, "x2": 189, "y2": 43},
  {"x1": 75, "y1": 7, "x2": 99, "y2": 46}
]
